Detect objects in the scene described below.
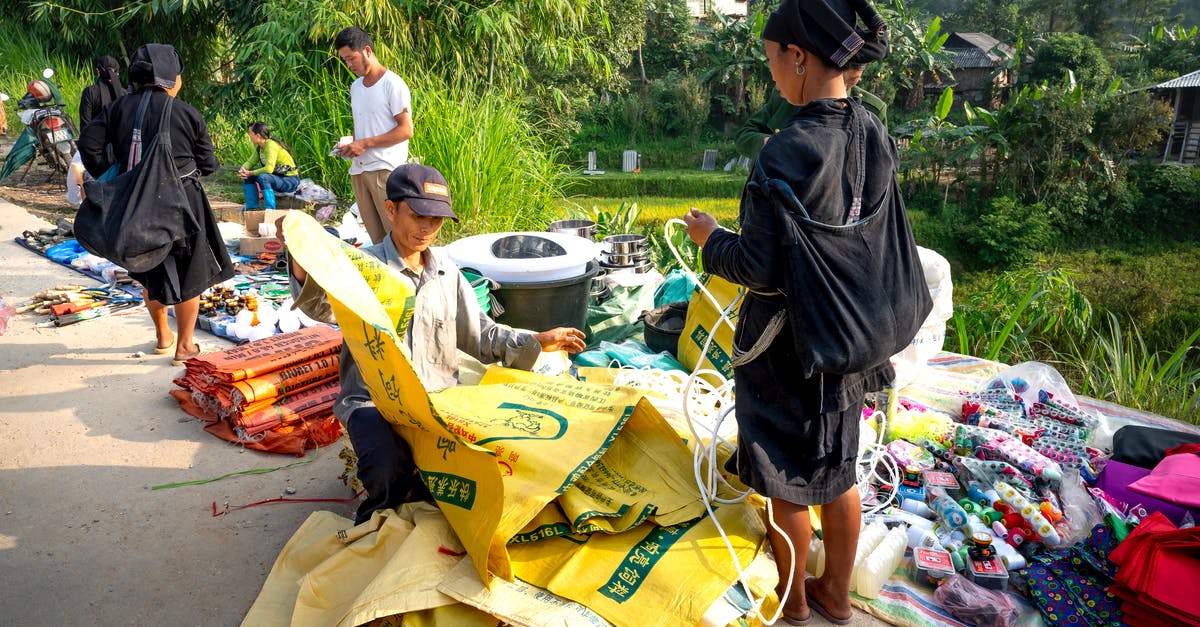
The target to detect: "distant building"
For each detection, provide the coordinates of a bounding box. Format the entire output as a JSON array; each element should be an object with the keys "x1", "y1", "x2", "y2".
[
  {"x1": 1148, "y1": 69, "x2": 1200, "y2": 164},
  {"x1": 687, "y1": 0, "x2": 748, "y2": 18},
  {"x1": 928, "y1": 32, "x2": 1017, "y2": 107}
]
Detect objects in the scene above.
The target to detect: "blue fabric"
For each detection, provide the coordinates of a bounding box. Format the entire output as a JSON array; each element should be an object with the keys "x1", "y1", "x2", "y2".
[{"x1": 260, "y1": 187, "x2": 276, "y2": 209}]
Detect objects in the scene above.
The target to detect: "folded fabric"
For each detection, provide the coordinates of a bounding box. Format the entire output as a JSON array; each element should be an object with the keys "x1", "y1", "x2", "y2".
[
  {"x1": 1129, "y1": 453, "x2": 1200, "y2": 508},
  {"x1": 1112, "y1": 425, "x2": 1200, "y2": 469},
  {"x1": 1109, "y1": 512, "x2": 1200, "y2": 624},
  {"x1": 1012, "y1": 523, "x2": 1121, "y2": 627},
  {"x1": 1096, "y1": 460, "x2": 1200, "y2": 525}
]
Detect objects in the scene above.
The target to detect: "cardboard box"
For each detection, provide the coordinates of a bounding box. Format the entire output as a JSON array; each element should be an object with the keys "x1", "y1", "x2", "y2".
[{"x1": 240, "y1": 210, "x2": 289, "y2": 255}]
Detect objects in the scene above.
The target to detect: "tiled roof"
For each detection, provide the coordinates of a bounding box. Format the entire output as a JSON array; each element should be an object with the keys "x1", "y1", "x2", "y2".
[
  {"x1": 946, "y1": 48, "x2": 999, "y2": 69},
  {"x1": 1152, "y1": 69, "x2": 1200, "y2": 89}
]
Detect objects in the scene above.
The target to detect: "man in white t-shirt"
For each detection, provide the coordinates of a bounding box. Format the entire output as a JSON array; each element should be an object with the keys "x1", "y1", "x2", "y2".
[{"x1": 334, "y1": 26, "x2": 414, "y2": 244}]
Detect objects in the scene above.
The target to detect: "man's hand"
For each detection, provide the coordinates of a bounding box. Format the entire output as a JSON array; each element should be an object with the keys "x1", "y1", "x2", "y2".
[
  {"x1": 682, "y1": 207, "x2": 718, "y2": 248},
  {"x1": 336, "y1": 139, "x2": 367, "y2": 158},
  {"x1": 533, "y1": 327, "x2": 586, "y2": 354},
  {"x1": 274, "y1": 215, "x2": 306, "y2": 282}
]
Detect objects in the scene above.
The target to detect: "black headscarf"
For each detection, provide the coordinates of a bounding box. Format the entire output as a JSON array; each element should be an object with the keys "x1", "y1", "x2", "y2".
[
  {"x1": 128, "y1": 44, "x2": 185, "y2": 89},
  {"x1": 762, "y1": 0, "x2": 888, "y2": 68},
  {"x1": 92, "y1": 56, "x2": 126, "y2": 108}
]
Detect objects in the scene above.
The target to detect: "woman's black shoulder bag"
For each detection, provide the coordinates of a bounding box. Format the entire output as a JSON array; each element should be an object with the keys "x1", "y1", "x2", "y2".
[
  {"x1": 75, "y1": 91, "x2": 198, "y2": 273},
  {"x1": 750, "y1": 99, "x2": 933, "y2": 377}
]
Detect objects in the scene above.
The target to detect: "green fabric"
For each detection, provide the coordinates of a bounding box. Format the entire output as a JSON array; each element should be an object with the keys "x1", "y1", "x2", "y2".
[
  {"x1": 584, "y1": 283, "x2": 655, "y2": 349},
  {"x1": 242, "y1": 138, "x2": 298, "y2": 176},
  {"x1": 0, "y1": 127, "x2": 38, "y2": 181},
  {"x1": 735, "y1": 87, "x2": 889, "y2": 161}
]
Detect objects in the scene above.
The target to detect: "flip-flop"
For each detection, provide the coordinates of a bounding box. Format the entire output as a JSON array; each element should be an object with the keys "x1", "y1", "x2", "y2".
[
  {"x1": 171, "y1": 344, "x2": 206, "y2": 367},
  {"x1": 805, "y1": 577, "x2": 852, "y2": 625},
  {"x1": 780, "y1": 610, "x2": 813, "y2": 625},
  {"x1": 152, "y1": 338, "x2": 177, "y2": 355}
]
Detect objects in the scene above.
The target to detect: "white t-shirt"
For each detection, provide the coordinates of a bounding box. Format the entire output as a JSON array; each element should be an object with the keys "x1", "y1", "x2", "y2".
[{"x1": 348, "y1": 70, "x2": 411, "y2": 174}]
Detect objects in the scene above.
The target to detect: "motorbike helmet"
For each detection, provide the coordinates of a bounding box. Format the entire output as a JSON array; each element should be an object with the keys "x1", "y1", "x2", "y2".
[{"x1": 26, "y1": 80, "x2": 53, "y2": 103}]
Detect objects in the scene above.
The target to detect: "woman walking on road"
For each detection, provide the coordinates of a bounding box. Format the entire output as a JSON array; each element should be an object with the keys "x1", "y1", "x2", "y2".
[{"x1": 78, "y1": 43, "x2": 234, "y2": 365}]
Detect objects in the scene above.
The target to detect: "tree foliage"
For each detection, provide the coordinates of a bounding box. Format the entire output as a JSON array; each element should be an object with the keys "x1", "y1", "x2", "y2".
[{"x1": 1027, "y1": 32, "x2": 1112, "y2": 90}]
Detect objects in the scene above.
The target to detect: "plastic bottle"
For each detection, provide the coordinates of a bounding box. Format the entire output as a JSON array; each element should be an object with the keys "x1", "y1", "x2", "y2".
[
  {"x1": 806, "y1": 536, "x2": 826, "y2": 578},
  {"x1": 900, "y1": 498, "x2": 936, "y2": 519},
  {"x1": 993, "y1": 537, "x2": 1026, "y2": 570},
  {"x1": 856, "y1": 526, "x2": 908, "y2": 598},
  {"x1": 849, "y1": 521, "x2": 889, "y2": 592},
  {"x1": 908, "y1": 526, "x2": 940, "y2": 551}
]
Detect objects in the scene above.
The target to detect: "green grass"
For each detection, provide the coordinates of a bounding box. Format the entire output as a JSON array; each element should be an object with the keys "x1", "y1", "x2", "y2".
[
  {"x1": 0, "y1": 24, "x2": 89, "y2": 135},
  {"x1": 558, "y1": 196, "x2": 739, "y2": 226},
  {"x1": 564, "y1": 169, "x2": 747, "y2": 198}
]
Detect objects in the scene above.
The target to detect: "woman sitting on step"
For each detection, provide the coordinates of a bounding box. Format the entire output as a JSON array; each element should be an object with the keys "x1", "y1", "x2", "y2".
[{"x1": 237, "y1": 120, "x2": 300, "y2": 209}]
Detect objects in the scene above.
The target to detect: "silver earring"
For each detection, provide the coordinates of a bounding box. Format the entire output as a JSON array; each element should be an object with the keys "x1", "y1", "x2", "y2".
[{"x1": 795, "y1": 63, "x2": 806, "y2": 76}]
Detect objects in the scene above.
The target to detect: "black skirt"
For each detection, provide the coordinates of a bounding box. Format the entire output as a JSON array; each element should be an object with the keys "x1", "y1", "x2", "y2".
[
  {"x1": 724, "y1": 294, "x2": 868, "y2": 506},
  {"x1": 129, "y1": 177, "x2": 234, "y2": 305}
]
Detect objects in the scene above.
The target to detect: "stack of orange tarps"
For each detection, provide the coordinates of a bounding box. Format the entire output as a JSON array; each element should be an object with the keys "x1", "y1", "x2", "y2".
[
  {"x1": 171, "y1": 325, "x2": 345, "y2": 456},
  {"x1": 1109, "y1": 511, "x2": 1200, "y2": 626}
]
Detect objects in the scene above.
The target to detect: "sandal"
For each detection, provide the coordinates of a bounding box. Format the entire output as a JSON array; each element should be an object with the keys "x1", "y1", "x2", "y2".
[
  {"x1": 171, "y1": 343, "x2": 206, "y2": 367},
  {"x1": 152, "y1": 338, "x2": 177, "y2": 355},
  {"x1": 780, "y1": 610, "x2": 813, "y2": 625}
]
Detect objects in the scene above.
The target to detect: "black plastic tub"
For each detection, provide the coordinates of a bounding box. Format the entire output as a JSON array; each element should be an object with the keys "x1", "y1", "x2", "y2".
[
  {"x1": 493, "y1": 261, "x2": 600, "y2": 332},
  {"x1": 640, "y1": 301, "x2": 689, "y2": 357}
]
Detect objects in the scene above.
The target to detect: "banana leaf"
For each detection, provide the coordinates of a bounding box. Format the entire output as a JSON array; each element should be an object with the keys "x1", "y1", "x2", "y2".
[{"x1": 0, "y1": 127, "x2": 37, "y2": 181}]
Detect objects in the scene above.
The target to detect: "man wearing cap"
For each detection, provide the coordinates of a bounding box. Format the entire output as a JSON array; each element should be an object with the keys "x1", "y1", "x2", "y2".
[
  {"x1": 286, "y1": 163, "x2": 587, "y2": 524},
  {"x1": 333, "y1": 26, "x2": 414, "y2": 245}
]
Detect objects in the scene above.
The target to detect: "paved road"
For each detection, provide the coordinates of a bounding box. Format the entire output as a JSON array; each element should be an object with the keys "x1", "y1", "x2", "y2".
[{"x1": 0, "y1": 196, "x2": 352, "y2": 626}]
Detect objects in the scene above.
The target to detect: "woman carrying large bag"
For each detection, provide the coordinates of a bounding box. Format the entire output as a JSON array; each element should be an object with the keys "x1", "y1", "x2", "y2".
[
  {"x1": 683, "y1": 1, "x2": 931, "y2": 624},
  {"x1": 77, "y1": 43, "x2": 234, "y2": 365}
]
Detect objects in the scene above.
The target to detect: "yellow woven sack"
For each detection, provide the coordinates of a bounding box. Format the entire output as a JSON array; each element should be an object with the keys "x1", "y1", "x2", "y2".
[
  {"x1": 282, "y1": 213, "x2": 708, "y2": 586},
  {"x1": 676, "y1": 274, "x2": 742, "y2": 379},
  {"x1": 507, "y1": 502, "x2": 764, "y2": 627}
]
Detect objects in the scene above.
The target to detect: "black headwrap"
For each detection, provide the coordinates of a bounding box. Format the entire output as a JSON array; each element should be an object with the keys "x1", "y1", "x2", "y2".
[
  {"x1": 128, "y1": 44, "x2": 185, "y2": 89},
  {"x1": 93, "y1": 55, "x2": 126, "y2": 107},
  {"x1": 762, "y1": 0, "x2": 888, "y2": 68}
]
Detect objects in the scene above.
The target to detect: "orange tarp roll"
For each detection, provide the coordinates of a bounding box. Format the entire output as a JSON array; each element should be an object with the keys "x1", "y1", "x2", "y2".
[
  {"x1": 234, "y1": 380, "x2": 342, "y2": 436},
  {"x1": 175, "y1": 325, "x2": 343, "y2": 386},
  {"x1": 230, "y1": 353, "x2": 342, "y2": 406},
  {"x1": 170, "y1": 325, "x2": 346, "y2": 456}
]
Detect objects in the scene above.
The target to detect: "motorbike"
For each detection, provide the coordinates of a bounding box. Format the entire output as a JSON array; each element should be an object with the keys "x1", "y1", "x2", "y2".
[{"x1": 0, "y1": 68, "x2": 79, "y2": 182}]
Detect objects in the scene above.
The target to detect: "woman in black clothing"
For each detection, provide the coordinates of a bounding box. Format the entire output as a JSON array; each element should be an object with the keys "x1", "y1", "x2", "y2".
[
  {"x1": 683, "y1": 0, "x2": 904, "y2": 624},
  {"x1": 78, "y1": 56, "x2": 126, "y2": 131},
  {"x1": 78, "y1": 44, "x2": 234, "y2": 365}
]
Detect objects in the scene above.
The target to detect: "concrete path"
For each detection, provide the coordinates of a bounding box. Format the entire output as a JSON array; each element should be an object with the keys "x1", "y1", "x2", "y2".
[{"x1": 0, "y1": 196, "x2": 352, "y2": 626}]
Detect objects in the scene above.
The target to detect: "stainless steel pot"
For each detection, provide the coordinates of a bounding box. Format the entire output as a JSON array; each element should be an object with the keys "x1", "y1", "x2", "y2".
[
  {"x1": 603, "y1": 233, "x2": 647, "y2": 254},
  {"x1": 603, "y1": 251, "x2": 648, "y2": 266},
  {"x1": 547, "y1": 219, "x2": 598, "y2": 240}
]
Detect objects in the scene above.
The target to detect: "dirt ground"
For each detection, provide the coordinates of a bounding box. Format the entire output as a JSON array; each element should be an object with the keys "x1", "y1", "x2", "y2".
[{"x1": 0, "y1": 161, "x2": 354, "y2": 625}]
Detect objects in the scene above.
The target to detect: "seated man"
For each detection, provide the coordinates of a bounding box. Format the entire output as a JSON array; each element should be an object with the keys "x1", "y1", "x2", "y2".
[{"x1": 284, "y1": 163, "x2": 587, "y2": 524}]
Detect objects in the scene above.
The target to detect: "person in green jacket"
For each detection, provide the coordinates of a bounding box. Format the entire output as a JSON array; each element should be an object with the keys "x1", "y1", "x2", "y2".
[
  {"x1": 238, "y1": 120, "x2": 300, "y2": 209},
  {"x1": 735, "y1": 63, "x2": 888, "y2": 161}
]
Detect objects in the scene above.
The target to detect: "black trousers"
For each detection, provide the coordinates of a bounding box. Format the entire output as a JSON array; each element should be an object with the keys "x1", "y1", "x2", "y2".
[{"x1": 346, "y1": 407, "x2": 430, "y2": 524}]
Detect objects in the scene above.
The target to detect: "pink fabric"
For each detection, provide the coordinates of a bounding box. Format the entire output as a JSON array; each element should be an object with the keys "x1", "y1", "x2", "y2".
[
  {"x1": 1129, "y1": 453, "x2": 1200, "y2": 508},
  {"x1": 1128, "y1": 451, "x2": 1200, "y2": 504}
]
